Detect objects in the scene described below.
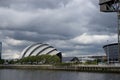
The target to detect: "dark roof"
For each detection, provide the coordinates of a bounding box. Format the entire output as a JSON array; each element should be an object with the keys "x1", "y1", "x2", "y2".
[
  {"x1": 71, "y1": 57, "x2": 79, "y2": 61},
  {"x1": 103, "y1": 43, "x2": 118, "y2": 48},
  {"x1": 62, "y1": 57, "x2": 75, "y2": 62}
]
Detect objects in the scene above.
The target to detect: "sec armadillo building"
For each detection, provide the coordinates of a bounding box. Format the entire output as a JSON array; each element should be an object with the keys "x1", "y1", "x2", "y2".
[{"x1": 20, "y1": 43, "x2": 62, "y2": 62}]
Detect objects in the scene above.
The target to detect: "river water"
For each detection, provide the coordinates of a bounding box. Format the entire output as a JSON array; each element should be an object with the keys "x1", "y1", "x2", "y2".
[{"x1": 0, "y1": 69, "x2": 120, "y2": 80}]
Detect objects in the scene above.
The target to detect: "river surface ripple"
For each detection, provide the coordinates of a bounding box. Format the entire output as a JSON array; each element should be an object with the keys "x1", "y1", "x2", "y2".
[{"x1": 0, "y1": 69, "x2": 120, "y2": 80}]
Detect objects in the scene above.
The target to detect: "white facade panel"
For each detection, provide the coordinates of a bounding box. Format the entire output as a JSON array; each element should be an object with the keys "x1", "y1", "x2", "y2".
[
  {"x1": 24, "y1": 44, "x2": 42, "y2": 57},
  {"x1": 50, "y1": 50, "x2": 60, "y2": 55},
  {"x1": 20, "y1": 45, "x2": 31, "y2": 58},
  {"x1": 31, "y1": 45, "x2": 48, "y2": 56},
  {"x1": 40, "y1": 48, "x2": 55, "y2": 55},
  {"x1": 20, "y1": 43, "x2": 62, "y2": 58}
]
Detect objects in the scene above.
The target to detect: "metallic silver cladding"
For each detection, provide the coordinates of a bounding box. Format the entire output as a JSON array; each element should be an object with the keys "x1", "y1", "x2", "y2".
[
  {"x1": 21, "y1": 43, "x2": 62, "y2": 62},
  {"x1": 28, "y1": 44, "x2": 48, "y2": 56},
  {"x1": 30, "y1": 45, "x2": 49, "y2": 56},
  {"x1": 24, "y1": 44, "x2": 45, "y2": 57},
  {"x1": 22, "y1": 43, "x2": 42, "y2": 58},
  {"x1": 21, "y1": 43, "x2": 61, "y2": 58},
  {"x1": 46, "y1": 49, "x2": 57, "y2": 54},
  {"x1": 36, "y1": 46, "x2": 54, "y2": 56}
]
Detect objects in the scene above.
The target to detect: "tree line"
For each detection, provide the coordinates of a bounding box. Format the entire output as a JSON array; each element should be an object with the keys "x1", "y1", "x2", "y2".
[{"x1": 19, "y1": 54, "x2": 60, "y2": 64}]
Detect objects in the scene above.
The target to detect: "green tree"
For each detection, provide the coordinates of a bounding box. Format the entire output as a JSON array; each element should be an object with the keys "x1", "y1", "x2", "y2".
[
  {"x1": 0, "y1": 59, "x2": 4, "y2": 64},
  {"x1": 19, "y1": 54, "x2": 61, "y2": 64},
  {"x1": 49, "y1": 55, "x2": 60, "y2": 64}
]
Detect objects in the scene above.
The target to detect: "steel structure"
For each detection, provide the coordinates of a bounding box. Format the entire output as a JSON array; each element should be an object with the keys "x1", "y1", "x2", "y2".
[
  {"x1": 99, "y1": 0, "x2": 120, "y2": 62},
  {"x1": 20, "y1": 43, "x2": 62, "y2": 62}
]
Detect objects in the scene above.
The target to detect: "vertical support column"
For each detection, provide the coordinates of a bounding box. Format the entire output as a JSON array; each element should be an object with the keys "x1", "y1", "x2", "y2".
[
  {"x1": 107, "y1": 40, "x2": 109, "y2": 64},
  {"x1": 117, "y1": 11, "x2": 120, "y2": 63},
  {"x1": 0, "y1": 48, "x2": 1, "y2": 59}
]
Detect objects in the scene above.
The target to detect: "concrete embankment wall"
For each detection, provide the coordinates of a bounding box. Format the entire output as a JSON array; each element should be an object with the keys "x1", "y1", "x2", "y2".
[
  {"x1": 1, "y1": 65, "x2": 120, "y2": 73},
  {"x1": 0, "y1": 65, "x2": 53, "y2": 70}
]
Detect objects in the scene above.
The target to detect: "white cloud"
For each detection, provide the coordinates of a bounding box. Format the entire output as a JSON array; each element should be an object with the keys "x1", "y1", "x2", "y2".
[
  {"x1": 0, "y1": 7, "x2": 38, "y2": 28},
  {"x1": 2, "y1": 50, "x2": 20, "y2": 59},
  {"x1": 4, "y1": 37, "x2": 25, "y2": 46},
  {"x1": 71, "y1": 33, "x2": 117, "y2": 44}
]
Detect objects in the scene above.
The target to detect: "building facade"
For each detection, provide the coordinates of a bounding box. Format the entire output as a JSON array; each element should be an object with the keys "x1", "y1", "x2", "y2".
[
  {"x1": 20, "y1": 43, "x2": 62, "y2": 62},
  {"x1": 103, "y1": 43, "x2": 118, "y2": 63},
  {"x1": 0, "y1": 42, "x2": 2, "y2": 59}
]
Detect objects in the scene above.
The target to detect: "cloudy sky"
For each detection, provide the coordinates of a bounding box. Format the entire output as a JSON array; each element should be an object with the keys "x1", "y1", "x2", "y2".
[{"x1": 0, "y1": 0, "x2": 118, "y2": 59}]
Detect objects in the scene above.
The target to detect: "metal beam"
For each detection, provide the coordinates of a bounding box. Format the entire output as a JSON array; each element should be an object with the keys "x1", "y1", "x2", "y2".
[
  {"x1": 28, "y1": 44, "x2": 48, "y2": 56},
  {"x1": 117, "y1": 12, "x2": 120, "y2": 62},
  {"x1": 36, "y1": 46, "x2": 54, "y2": 56}
]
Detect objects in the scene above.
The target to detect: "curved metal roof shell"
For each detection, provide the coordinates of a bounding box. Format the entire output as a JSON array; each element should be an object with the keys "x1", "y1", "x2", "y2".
[{"x1": 20, "y1": 43, "x2": 61, "y2": 58}]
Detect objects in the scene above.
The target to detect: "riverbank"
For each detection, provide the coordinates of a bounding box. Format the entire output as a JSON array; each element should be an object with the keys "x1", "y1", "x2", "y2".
[{"x1": 1, "y1": 64, "x2": 120, "y2": 73}]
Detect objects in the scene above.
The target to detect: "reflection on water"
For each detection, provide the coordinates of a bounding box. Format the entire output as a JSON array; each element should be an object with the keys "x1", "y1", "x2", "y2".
[{"x1": 0, "y1": 69, "x2": 120, "y2": 80}]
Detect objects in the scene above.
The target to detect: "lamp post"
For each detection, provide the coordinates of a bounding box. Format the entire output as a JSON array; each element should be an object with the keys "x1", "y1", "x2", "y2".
[{"x1": 107, "y1": 40, "x2": 109, "y2": 64}]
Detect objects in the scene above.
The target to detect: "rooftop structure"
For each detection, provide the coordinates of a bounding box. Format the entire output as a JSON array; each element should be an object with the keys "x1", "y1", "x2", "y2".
[{"x1": 103, "y1": 43, "x2": 119, "y2": 63}]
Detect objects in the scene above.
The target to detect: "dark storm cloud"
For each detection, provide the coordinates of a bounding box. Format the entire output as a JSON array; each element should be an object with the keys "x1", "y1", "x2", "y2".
[
  {"x1": 12, "y1": 31, "x2": 68, "y2": 42},
  {"x1": 0, "y1": 0, "x2": 70, "y2": 9},
  {"x1": 88, "y1": 13, "x2": 117, "y2": 35},
  {"x1": 0, "y1": 7, "x2": 83, "y2": 39}
]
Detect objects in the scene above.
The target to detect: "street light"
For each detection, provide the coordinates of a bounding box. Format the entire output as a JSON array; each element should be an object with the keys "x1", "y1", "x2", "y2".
[{"x1": 107, "y1": 40, "x2": 109, "y2": 64}]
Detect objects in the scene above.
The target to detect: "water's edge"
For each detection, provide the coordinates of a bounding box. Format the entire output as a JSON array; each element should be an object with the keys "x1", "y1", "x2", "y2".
[{"x1": 0, "y1": 65, "x2": 120, "y2": 73}]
